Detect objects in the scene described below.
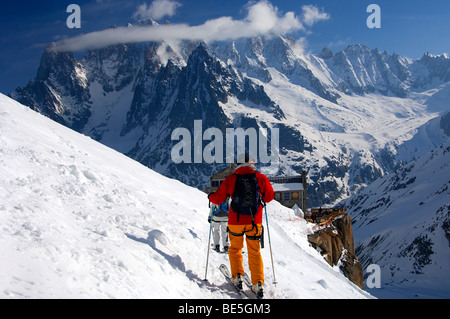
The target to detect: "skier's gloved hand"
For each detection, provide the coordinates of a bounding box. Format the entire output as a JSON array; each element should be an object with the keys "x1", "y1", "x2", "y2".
[{"x1": 208, "y1": 216, "x2": 211, "y2": 223}]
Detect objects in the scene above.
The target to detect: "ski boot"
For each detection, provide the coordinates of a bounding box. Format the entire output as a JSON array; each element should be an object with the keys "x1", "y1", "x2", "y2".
[
  {"x1": 251, "y1": 281, "x2": 264, "y2": 299},
  {"x1": 231, "y1": 274, "x2": 243, "y2": 291}
]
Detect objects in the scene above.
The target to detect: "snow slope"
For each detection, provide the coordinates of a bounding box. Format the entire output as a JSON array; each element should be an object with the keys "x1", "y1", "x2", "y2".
[{"x1": 0, "y1": 94, "x2": 371, "y2": 299}]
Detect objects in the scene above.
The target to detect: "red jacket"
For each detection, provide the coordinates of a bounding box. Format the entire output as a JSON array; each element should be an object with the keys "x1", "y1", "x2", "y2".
[{"x1": 208, "y1": 165, "x2": 275, "y2": 225}]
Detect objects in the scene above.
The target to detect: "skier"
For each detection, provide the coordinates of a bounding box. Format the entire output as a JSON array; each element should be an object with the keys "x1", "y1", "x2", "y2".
[
  {"x1": 208, "y1": 153, "x2": 275, "y2": 297},
  {"x1": 208, "y1": 199, "x2": 230, "y2": 253},
  {"x1": 310, "y1": 211, "x2": 317, "y2": 223}
]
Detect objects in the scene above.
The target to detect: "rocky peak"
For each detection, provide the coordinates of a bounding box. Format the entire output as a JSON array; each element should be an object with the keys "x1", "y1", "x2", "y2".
[
  {"x1": 36, "y1": 43, "x2": 79, "y2": 82},
  {"x1": 308, "y1": 212, "x2": 364, "y2": 289},
  {"x1": 320, "y1": 47, "x2": 333, "y2": 59},
  {"x1": 137, "y1": 17, "x2": 159, "y2": 27},
  {"x1": 419, "y1": 52, "x2": 450, "y2": 83}
]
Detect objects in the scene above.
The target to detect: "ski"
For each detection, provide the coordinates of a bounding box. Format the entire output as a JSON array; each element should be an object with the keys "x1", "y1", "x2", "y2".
[
  {"x1": 242, "y1": 273, "x2": 264, "y2": 299},
  {"x1": 219, "y1": 264, "x2": 249, "y2": 299}
]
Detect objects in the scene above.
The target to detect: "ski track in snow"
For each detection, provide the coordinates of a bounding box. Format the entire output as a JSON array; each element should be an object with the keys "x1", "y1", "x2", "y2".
[{"x1": 0, "y1": 94, "x2": 371, "y2": 299}]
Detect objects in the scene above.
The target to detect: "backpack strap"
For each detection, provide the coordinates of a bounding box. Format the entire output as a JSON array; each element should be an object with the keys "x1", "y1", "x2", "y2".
[
  {"x1": 227, "y1": 225, "x2": 259, "y2": 237},
  {"x1": 232, "y1": 173, "x2": 240, "y2": 222},
  {"x1": 227, "y1": 225, "x2": 264, "y2": 248}
]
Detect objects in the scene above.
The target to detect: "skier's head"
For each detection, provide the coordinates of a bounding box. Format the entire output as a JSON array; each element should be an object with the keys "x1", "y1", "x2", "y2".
[{"x1": 237, "y1": 152, "x2": 255, "y2": 165}]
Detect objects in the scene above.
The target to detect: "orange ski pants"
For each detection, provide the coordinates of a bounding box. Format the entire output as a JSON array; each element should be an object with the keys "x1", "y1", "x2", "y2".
[{"x1": 228, "y1": 224, "x2": 264, "y2": 285}]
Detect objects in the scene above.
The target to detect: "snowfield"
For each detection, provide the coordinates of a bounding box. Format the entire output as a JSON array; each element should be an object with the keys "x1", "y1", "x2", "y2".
[{"x1": 0, "y1": 94, "x2": 371, "y2": 299}]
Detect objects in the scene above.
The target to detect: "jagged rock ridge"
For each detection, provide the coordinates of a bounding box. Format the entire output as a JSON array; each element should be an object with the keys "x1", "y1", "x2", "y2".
[{"x1": 9, "y1": 26, "x2": 450, "y2": 207}]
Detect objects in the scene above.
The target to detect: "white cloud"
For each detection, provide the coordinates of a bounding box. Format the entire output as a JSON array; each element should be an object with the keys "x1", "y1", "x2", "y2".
[
  {"x1": 55, "y1": 1, "x2": 328, "y2": 52},
  {"x1": 133, "y1": 0, "x2": 182, "y2": 20},
  {"x1": 288, "y1": 37, "x2": 308, "y2": 57},
  {"x1": 301, "y1": 5, "x2": 330, "y2": 27}
]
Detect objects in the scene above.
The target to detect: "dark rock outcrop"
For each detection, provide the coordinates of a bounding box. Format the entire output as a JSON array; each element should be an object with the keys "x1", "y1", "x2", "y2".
[{"x1": 308, "y1": 213, "x2": 364, "y2": 289}]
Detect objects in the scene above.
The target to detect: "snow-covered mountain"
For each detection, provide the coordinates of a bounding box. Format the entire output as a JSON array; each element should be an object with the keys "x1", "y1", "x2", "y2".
[
  {"x1": 9, "y1": 24, "x2": 450, "y2": 208},
  {"x1": 341, "y1": 112, "x2": 450, "y2": 298},
  {"x1": 0, "y1": 93, "x2": 371, "y2": 299}
]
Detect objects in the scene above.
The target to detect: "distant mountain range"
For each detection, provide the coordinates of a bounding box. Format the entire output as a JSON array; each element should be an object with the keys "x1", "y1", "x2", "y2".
[
  {"x1": 9, "y1": 21, "x2": 450, "y2": 208},
  {"x1": 341, "y1": 126, "x2": 449, "y2": 298}
]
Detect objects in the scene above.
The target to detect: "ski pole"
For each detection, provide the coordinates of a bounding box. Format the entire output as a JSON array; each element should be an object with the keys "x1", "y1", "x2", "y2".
[
  {"x1": 203, "y1": 204, "x2": 214, "y2": 281},
  {"x1": 264, "y1": 204, "x2": 277, "y2": 286}
]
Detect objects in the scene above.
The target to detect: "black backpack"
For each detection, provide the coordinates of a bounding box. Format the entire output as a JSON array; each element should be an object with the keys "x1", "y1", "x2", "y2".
[{"x1": 231, "y1": 173, "x2": 261, "y2": 223}]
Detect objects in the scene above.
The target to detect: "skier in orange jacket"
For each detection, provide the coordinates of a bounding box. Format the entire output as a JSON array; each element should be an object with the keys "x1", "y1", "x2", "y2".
[{"x1": 208, "y1": 153, "x2": 274, "y2": 296}]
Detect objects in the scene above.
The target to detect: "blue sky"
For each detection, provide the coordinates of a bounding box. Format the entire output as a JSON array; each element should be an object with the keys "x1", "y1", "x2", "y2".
[{"x1": 1, "y1": 0, "x2": 449, "y2": 93}]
